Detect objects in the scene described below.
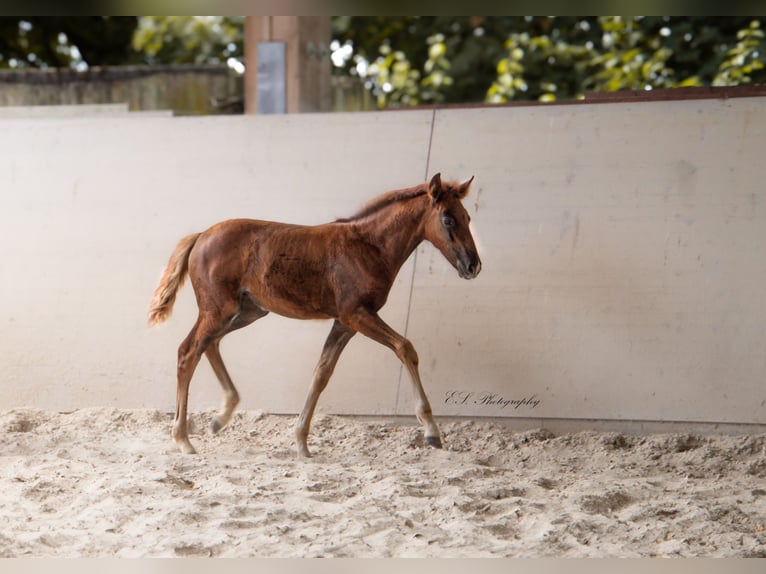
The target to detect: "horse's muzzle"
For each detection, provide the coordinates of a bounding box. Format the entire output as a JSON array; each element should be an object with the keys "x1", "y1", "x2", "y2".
[{"x1": 457, "y1": 252, "x2": 482, "y2": 279}]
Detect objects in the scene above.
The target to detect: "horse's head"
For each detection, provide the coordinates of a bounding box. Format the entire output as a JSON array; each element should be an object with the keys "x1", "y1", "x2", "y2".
[{"x1": 424, "y1": 173, "x2": 482, "y2": 280}]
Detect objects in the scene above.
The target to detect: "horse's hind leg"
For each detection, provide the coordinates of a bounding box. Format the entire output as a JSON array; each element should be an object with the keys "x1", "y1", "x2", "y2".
[
  {"x1": 173, "y1": 299, "x2": 254, "y2": 454},
  {"x1": 295, "y1": 320, "x2": 356, "y2": 458},
  {"x1": 206, "y1": 306, "x2": 268, "y2": 434},
  {"x1": 205, "y1": 339, "x2": 239, "y2": 434},
  {"x1": 173, "y1": 318, "x2": 211, "y2": 454}
]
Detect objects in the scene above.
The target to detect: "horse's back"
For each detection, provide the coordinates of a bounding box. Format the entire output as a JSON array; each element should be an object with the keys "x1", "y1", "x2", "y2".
[
  {"x1": 187, "y1": 219, "x2": 280, "y2": 289},
  {"x1": 188, "y1": 218, "x2": 343, "y2": 320},
  {"x1": 193, "y1": 218, "x2": 305, "y2": 258}
]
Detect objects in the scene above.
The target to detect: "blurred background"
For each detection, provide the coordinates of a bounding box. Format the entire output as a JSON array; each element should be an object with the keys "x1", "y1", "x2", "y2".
[{"x1": 0, "y1": 16, "x2": 763, "y2": 115}]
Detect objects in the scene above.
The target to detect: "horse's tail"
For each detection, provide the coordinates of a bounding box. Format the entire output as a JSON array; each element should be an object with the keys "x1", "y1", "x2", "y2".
[{"x1": 148, "y1": 232, "x2": 201, "y2": 326}]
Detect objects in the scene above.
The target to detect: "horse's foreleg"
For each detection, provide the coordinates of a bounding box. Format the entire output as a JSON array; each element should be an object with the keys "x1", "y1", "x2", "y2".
[
  {"x1": 296, "y1": 320, "x2": 356, "y2": 458},
  {"x1": 344, "y1": 310, "x2": 442, "y2": 449}
]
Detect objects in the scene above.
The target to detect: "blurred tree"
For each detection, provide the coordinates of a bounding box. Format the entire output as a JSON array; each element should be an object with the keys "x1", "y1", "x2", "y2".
[
  {"x1": 0, "y1": 16, "x2": 243, "y2": 71},
  {"x1": 0, "y1": 17, "x2": 138, "y2": 69},
  {"x1": 132, "y1": 16, "x2": 244, "y2": 68},
  {"x1": 332, "y1": 16, "x2": 519, "y2": 106},
  {"x1": 713, "y1": 19, "x2": 765, "y2": 86},
  {"x1": 332, "y1": 16, "x2": 766, "y2": 107},
  {"x1": 1, "y1": 16, "x2": 763, "y2": 107}
]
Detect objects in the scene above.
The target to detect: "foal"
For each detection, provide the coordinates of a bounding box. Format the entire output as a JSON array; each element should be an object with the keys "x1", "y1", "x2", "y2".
[{"x1": 148, "y1": 173, "x2": 481, "y2": 457}]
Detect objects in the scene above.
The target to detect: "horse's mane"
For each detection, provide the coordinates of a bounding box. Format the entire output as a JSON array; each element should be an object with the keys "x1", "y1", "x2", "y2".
[{"x1": 336, "y1": 185, "x2": 428, "y2": 223}]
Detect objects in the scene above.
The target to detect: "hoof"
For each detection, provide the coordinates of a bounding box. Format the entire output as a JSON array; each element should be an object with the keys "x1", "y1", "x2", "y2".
[
  {"x1": 172, "y1": 431, "x2": 198, "y2": 455},
  {"x1": 297, "y1": 445, "x2": 312, "y2": 459},
  {"x1": 210, "y1": 419, "x2": 222, "y2": 434},
  {"x1": 177, "y1": 442, "x2": 197, "y2": 455},
  {"x1": 425, "y1": 436, "x2": 443, "y2": 449}
]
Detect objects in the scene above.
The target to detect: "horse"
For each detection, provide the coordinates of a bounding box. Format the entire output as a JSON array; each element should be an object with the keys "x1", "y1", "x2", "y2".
[{"x1": 148, "y1": 173, "x2": 482, "y2": 457}]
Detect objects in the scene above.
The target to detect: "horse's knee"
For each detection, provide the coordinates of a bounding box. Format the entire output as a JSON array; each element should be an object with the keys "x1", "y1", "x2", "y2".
[
  {"x1": 177, "y1": 341, "x2": 191, "y2": 363},
  {"x1": 395, "y1": 339, "x2": 419, "y2": 367},
  {"x1": 177, "y1": 340, "x2": 197, "y2": 367},
  {"x1": 177, "y1": 337, "x2": 209, "y2": 371}
]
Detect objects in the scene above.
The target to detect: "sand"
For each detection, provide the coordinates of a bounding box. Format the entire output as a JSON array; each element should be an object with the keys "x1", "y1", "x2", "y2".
[{"x1": 1, "y1": 407, "x2": 765, "y2": 558}]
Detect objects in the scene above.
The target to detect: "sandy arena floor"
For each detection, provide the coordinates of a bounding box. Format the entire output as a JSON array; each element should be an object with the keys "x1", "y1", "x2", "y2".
[{"x1": 1, "y1": 408, "x2": 765, "y2": 557}]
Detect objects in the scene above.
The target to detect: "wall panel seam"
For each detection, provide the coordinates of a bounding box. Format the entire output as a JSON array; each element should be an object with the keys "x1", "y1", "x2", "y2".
[{"x1": 394, "y1": 108, "x2": 438, "y2": 414}]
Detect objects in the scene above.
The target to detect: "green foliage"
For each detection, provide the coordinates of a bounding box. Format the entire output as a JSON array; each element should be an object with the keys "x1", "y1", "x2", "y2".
[
  {"x1": 0, "y1": 17, "x2": 139, "y2": 69},
  {"x1": 1, "y1": 16, "x2": 763, "y2": 107},
  {"x1": 714, "y1": 20, "x2": 765, "y2": 86},
  {"x1": 333, "y1": 16, "x2": 766, "y2": 107},
  {"x1": 132, "y1": 16, "x2": 244, "y2": 66},
  {"x1": 487, "y1": 27, "x2": 598, "y2": 103},
  {"x1": 366, "y1": 44, "x2": 419, "y2": 107},
  {"x1": 0, "y1": 16, "x2": 243, "y2": 70},
  {"x1": 362, "y1": 31, "x2": 454, "y2": 106},
  {"x1": 586, "y1": 16, "x2": 678, "y2": 93},
  {"x1": 333, "y1": 16, "x2": 515, "y2": 106},
  {"x1": 422, "y1": 34, "x2": 453, "y2": 103}
]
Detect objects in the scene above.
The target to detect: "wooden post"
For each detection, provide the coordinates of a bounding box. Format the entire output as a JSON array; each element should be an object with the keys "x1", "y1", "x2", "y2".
[{"x1": 244, "y1": 16, "x2": 331, "y2": 114}]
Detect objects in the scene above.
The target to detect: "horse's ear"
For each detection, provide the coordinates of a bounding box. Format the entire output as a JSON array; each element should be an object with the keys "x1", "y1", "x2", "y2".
[
  {"x1": 457, "y1": 175, "x2": 474, "y2": 199},
  {"x1": 428, "y1": 172, "x2": 444, "y2": 204}
]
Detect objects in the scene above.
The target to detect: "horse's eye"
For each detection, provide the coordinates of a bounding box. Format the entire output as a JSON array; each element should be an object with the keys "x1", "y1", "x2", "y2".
[{"x1": 442, "y1": 216, "x2": 455, "y2": 228}]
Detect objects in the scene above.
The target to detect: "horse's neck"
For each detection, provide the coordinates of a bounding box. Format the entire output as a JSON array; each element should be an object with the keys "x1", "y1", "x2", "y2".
[{"x1": 355, "y1": 197, "x2": 428, "y2": 272}]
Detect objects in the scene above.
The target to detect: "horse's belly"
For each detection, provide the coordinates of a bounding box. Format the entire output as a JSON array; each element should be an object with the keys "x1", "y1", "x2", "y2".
[
  {"x1": 246, "y1": 275, "x2": 336, "y2": 321},
  {"x1": 263, "y1": 297, "x2": 334, "y2": 321}
]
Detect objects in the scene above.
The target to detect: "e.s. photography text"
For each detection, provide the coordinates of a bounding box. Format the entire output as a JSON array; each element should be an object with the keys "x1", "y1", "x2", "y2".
[{"x1": 444, "y1": 391, "x2": 541, "y2": 411}]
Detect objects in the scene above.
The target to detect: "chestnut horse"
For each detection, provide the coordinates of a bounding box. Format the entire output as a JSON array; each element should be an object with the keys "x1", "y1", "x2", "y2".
[{"x1": 148, "y1": 173, "x2": 481, "y2": 457}]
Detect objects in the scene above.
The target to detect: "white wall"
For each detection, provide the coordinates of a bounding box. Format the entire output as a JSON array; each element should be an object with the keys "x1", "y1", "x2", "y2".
[
  {"x1": 0, "y1": 111, "x2": 433, "y2": 414},
  {"x1": 2, "y1": 98, "x2": 765, "y2": 429},
  {"x1": 405, "y1": 98, "x2": 766, "y2": 426}
]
